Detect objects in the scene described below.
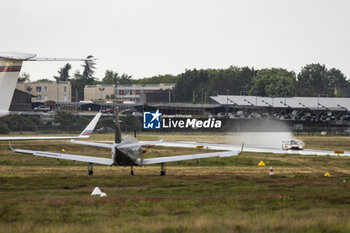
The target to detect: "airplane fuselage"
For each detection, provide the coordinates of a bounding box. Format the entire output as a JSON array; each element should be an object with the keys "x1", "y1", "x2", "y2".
[{"x1": 113, "y1": 136, "x2": 144, "y2": 166}]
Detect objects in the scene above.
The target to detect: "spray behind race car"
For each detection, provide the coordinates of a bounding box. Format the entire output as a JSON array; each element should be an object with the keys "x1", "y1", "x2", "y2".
[{"x1": 225, "y1": 119, "x2": 304, "y2": 149}]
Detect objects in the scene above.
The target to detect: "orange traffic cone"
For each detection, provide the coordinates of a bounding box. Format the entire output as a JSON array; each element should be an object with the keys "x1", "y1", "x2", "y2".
[{"x1": 269, "y1": 164, "x2": 274, "y2": 176}]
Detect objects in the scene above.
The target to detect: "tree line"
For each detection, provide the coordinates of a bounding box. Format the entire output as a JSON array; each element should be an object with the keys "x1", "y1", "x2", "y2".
[
  {"x1": 0, "y1": 111, "x2": 140, "y2": 134},
  {"x1": 18, "y1": 56, "x2": 349, "y2": 102}
]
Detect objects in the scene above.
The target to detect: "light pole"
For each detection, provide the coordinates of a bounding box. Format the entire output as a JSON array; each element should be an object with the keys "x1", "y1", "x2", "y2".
[
  {"x1": 26, "y1": 86, "x2": 32, "y2": 112},
  {"x1": 114, "y1": 80, "x2": 119, "y2": 102},
  {"x1": 168, "y1": 90, "x2": 171, "y2": 103},
  {"x1": 56, "y1": 81, "x2": 59, "y2": 111},
  {"x1": 226, "y1": 89, "x2": 229, "y2": 115},
  {"x1": 99, "y1": 87, "x2": 105, "y2": 110},
  {"x1": 201, "y1": 88, "x2": 204, "y2": 104}
]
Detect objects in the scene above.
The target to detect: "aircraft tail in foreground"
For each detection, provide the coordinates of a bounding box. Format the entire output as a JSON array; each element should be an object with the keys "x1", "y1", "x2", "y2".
[
  {"x1": 0, "y1": 51, "x2": 89, "y2": 118},
  {"x1": 0, "y1": 59, "x2": 23, "y2": 117}
]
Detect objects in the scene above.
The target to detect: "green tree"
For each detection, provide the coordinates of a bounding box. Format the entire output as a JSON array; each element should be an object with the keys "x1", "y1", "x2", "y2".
[
  {"x1": 135, "y1": 74, "x2": 178, "y2": 84},
  {"x1": 101, "y1": 70, "x2": 133, "y2": 85},
  {"x1": 33, "y1": 79, "x2": 54, "y2": 83},
  {"x1": 119, "y1": 73, "x2": 133, "y2": 84},
  {"x1": 82, "y1": 55, "x2": 96, "y2": 85},
  {"x1": 54, "y1": 63, "x2": 72, "y2": 82},
  {"x1": 71, "y1": 71, "x2": 84, "y2": 102},
  {"x1": 54, "y1": 111, "x2": 88, "y2": 128},
  {"x1": 17, "y1": 72, "x2": 30, "y2": 83},
  {"x1": 0, "y1": 115, "x2": 42, "y2": 131},
  {"x1": 327, "y1": 68, "x2": 349, "y2": 90},
  {"x1": 175, "y1": 69, "x2": 211, "y2": 102},
  {"x1": 207, "y1": 66, "x2": 255, "y2": 96},
  {"x1": 101, "y1": 70, "x2": 119, "y2": 84},
  {"x1": 296, "y1": 64, "x2": 328, "y2": 96},
  {"x1": 70, "y1": 56, "x2": 97, "y2": 101},
  {"x1": 296, "y1": 64, "x2": 349, "y2": 97},
  {"x1": 174, "y1": 67, "x2": 255, "y2": 102},
  {"x1": 121, "y1": 114, "x2": 141, "y2": 131},
  {"x1": 0, "y1": 122, "x2": 9, "y2": 134},
  {"x1": 249, "y1": 68, "x2": 296, "y2": 97}
]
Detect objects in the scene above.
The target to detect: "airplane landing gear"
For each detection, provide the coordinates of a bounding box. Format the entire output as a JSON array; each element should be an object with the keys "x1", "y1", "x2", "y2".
[
  {"x1": 130, "y1": 166, "x2": 134, "y2": 176},
  {"x1": 88, "y1": 163, "x2": 93, "y2": 175},
  {"x1": 160, "y1": 163, "x2": 166, "y2": 176}
]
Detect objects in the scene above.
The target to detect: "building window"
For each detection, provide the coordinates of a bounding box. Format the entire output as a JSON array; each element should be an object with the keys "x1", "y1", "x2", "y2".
[
  {"x1": 37, "y1": 95, "x2": 42, "y2": 100},
  {"x1": 130, "y1": 90, "x2": 133, "y2": 95},
  {"x1": 64, "y1": 95, "x2": 67, "y2": 101},
  {"x1": 44, "y1": 95, "x2": 48, "y2": 101},
  {"x1": 64, "y1": 86, "x2": 67, "y2": 92},
  {"x1": 136, "y1": 90, "x2": 140, "y2": 95},
  {"x1": 44, "y1": 86, "x2": 47, "y2": 92},
  {"x1": 36, "y1": 87, "x2": 41, "y2": 92}
]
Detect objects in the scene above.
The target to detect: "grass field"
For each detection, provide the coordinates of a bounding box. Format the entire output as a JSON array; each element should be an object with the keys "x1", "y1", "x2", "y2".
[{"x1": 0, "y1": 133, "x2": 350, "y2": 232}]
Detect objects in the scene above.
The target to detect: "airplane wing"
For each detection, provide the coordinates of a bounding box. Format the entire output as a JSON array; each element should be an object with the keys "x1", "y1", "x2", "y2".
[
  {"x1": 141, "y1": 150, "x2": 240, "y2": 165},
  {"x1": 70, "y1": 139, "x2": 164, "y2": 149},
  {"x1": 27, "y1": 57, "x2": 88, "y2": 61},
  {"x1": 9, "y1": 143, "x2": 113, "y2": 165},
  {"x1": 0, "y1": 52, "x2": 91, "y2": 62},
  {"x1": 0, "y1": 113, "x2": 101, "y2": 141}
]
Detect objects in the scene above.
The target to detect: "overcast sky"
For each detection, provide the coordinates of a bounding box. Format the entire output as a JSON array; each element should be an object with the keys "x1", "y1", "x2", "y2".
[{"x1": 1, "y1": 0, "x2": 349, "y2": 81}]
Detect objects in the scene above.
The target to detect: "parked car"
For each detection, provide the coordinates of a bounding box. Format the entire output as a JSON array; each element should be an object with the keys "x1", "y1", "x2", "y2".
[
  {"x1": 34, "y1": 105, "x2": 50, "y2": 112},
  {"x1": 102, "y1": 108, "x2": 115, "y2": 114},
  {"x1": 132, "y1": 112, "x2": 142, "y2": 117}
]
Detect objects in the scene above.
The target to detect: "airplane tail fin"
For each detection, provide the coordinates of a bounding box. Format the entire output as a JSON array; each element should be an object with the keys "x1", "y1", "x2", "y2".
[
  {"x1": 0, "y1": 60, "x2": 23, "y2": 116},
  {"x1": 78, "y1": 113, "x2": 102, "y2": 138},
  {"x1": 0, "y1": 51, "x2": 89, "y2": 118}
]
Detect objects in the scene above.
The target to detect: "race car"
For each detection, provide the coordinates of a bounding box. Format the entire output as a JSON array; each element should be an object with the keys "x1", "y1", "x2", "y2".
[{"x1": 282, "y1": 140, "x2": 304, "y2": 150}]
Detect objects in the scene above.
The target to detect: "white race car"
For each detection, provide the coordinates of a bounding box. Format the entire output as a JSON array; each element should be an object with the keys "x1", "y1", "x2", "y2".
[{"x1": 282, "y1": 140, "x2": 304, "y2": 150}]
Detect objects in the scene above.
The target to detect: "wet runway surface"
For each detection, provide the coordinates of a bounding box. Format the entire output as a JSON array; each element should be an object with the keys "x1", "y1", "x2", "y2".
[{"x1": 158, "y1": 141, "x2": 350, "y2": 157}]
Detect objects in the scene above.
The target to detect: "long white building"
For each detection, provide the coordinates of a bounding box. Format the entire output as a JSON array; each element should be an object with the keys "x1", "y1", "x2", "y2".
[{"x1": 84, "y1": 83, "x2": 175, "y2": 103}]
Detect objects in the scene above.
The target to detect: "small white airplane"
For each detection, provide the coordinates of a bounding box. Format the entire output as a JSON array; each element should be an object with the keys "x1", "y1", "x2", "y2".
[
  {"x1": 0, "y1": 51, "x2": 89, "y2": 118},
  {"x1": 10, "y1": 109, "x2": 241, "y2": 175},
  {"x1": 0, "y1": 112, "x2": 101, "y2": 141}
]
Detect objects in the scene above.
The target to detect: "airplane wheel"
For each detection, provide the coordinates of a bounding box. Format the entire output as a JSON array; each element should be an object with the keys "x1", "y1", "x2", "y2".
[
  {"x1": 88, "y1": 163, "x2": 93, "y2": 175},
  {"x1": 160, "y1": 163, "x2": 166, "y2": 176}
]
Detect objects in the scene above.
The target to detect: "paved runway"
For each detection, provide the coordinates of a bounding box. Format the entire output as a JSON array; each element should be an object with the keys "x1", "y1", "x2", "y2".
[
  {"x1": 157, "y1": 141, "x2": 350, "y2": 157},
  {"x1": 100, "y1": 140, "x2": 350, "y2": 157}
]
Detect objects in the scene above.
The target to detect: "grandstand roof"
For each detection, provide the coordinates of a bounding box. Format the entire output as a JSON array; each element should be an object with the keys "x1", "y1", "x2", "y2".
[{"x1": 211, "y1": 95, "x2": 350, "y2": 111}]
